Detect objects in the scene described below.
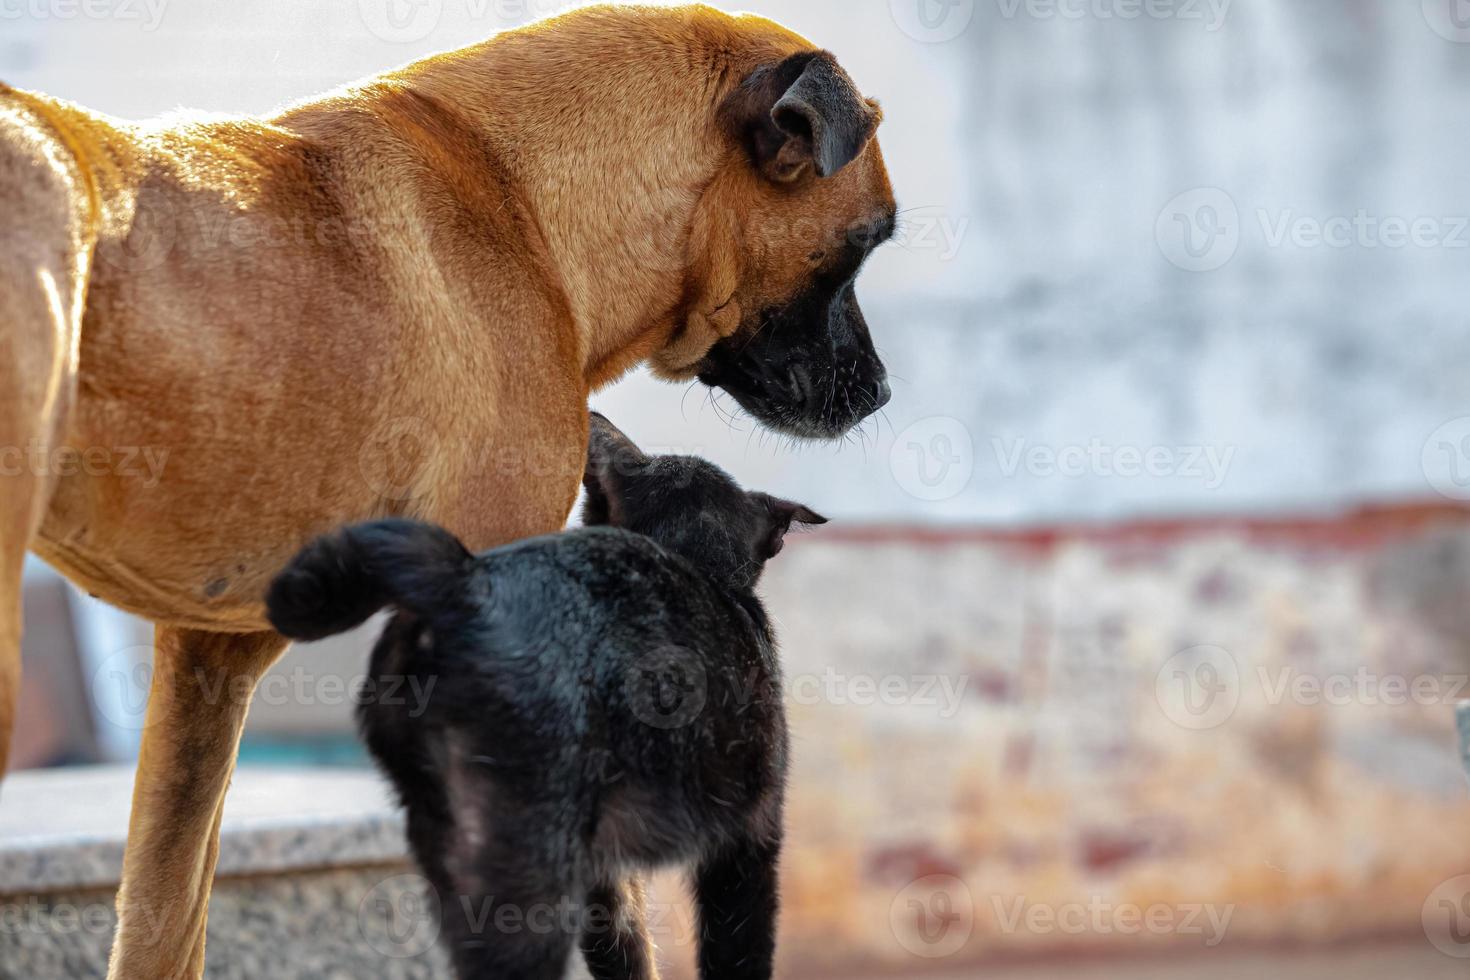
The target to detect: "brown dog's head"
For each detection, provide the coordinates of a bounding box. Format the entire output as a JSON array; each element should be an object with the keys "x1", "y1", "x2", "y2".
[{"x1": 656, "y1": 47, "x2": 897, "y2": 440}]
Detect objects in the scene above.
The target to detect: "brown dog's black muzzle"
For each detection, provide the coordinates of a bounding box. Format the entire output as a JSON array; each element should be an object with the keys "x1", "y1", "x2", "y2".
[{"x1": 698, "y1": 285, "x2": 890, "y2": 440}]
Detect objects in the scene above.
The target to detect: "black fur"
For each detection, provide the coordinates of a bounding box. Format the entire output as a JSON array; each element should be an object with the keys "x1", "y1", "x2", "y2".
[
  {"x1": 264, "y1": 520, "x2": 472, "y2": 641},
  {"x1": 720, "y1": 51, "x2": 879, "y2": 182},
  {"x1": 266, "y1": 414, "x2": 826, "y2": 980}
]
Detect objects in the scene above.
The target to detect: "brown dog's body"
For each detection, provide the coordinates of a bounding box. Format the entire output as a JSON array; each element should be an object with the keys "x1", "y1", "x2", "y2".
[{"x1": 0, "y1": 4, "x2": 895, "y2": 977}]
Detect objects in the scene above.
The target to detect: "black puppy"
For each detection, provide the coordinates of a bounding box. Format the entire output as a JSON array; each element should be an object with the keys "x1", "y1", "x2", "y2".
[{"x1": 266, "y1": 414, "x2": 826, "y2": 980}]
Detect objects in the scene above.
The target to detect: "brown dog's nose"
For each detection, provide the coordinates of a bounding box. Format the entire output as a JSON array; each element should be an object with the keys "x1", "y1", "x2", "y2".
[{"x1": 872, "y1": 377, "x2": 893, "y2": 411}]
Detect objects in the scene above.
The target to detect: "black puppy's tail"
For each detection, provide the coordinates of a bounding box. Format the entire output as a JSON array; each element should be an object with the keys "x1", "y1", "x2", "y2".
[{"x1": 266, "y1": 520, "x2": 474, "y2": 642}]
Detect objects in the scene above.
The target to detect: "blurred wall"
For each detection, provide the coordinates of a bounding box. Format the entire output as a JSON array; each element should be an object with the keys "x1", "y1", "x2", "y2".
[{"x1": 3, "y1": 0, "x2": 1468, "y2": 527}]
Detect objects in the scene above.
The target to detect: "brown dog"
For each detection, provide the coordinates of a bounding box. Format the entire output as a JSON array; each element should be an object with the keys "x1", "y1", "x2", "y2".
[{"x1": 0, "y1": 4, "x2": 896, "y2": 976}]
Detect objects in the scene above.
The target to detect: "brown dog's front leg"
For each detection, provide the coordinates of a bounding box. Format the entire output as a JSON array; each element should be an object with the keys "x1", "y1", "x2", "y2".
[{"x1": 106, "y1": 626, "x2": 288, "y2": 980}]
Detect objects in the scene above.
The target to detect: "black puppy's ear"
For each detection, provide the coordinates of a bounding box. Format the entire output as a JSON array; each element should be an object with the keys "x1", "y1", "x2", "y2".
[
  {"x1": 758, "y1": 495, "x2": 829, "y2": 560},
  {"x1": 721, "y1": 51, "x2": 881, "y2": 184},
  {"x1": 583, "y1": 413, "x2": 648, "y2": 526}
]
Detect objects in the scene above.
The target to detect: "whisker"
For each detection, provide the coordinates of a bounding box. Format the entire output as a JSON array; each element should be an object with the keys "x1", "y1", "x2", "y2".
[{"x1": 680, "y1": 381, "x2": 700, "y2": 423}]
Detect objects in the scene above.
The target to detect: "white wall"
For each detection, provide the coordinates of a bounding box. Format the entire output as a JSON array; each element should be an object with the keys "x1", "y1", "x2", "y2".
[{"x1": 4, "y1": 0, "x2": 1468, "y2": 525}]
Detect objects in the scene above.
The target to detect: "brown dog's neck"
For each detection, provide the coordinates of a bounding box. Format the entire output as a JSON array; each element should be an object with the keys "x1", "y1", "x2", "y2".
[{"x1": 370, "y1": 5, "x2": 810, "y2": 390}]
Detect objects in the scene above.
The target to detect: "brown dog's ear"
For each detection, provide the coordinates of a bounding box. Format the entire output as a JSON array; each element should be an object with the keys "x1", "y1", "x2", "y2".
[
  {"x1": 583, "y1": 413, "x2": 648, "y2": 526},
  {"x1": 758, "y1": 495, "x2": 829, "y2": 559},
  {"x1": 721, "y1": 51, "x2": 880, "y2": 183}
]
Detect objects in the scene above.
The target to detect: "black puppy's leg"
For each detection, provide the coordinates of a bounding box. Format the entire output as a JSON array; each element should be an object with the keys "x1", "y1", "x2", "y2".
[
  {"x1": 430, "y1": 855, "x2": 578, "y2": 980},
  {"x1": 404, "y1": 776, "x2": 579, "y2": 980},
  {"x1": 580, "y1": 876, "x2": 660, "y2": 980},
  {"x1": 694, "y1": 833, "x2": 782, "y2": 980}
]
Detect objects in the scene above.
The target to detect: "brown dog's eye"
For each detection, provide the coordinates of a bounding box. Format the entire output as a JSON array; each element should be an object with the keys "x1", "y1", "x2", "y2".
[{"x1": 807, "y1": 250, "x2": 825, "y2": 264}]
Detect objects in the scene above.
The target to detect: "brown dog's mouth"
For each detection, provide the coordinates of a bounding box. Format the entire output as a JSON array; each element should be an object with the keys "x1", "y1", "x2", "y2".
[{"x1": 697, "y1": 350, "x2": 891, "y2": 441}]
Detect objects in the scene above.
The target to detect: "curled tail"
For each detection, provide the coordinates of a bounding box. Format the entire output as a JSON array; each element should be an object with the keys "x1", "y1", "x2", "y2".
[{"x1": 266, "y1": 519, "x2": 473, "y2": 642}]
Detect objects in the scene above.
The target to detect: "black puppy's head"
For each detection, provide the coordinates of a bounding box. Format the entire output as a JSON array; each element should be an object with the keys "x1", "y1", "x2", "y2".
[{"x1": 582, "y1": 413, "x2": 827, "y2": 590}]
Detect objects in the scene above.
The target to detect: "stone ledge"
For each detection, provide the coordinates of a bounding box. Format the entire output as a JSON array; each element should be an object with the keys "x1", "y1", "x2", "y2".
[{"x1": 0, "y1": 766, "x2": 406, "y2": 895}]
